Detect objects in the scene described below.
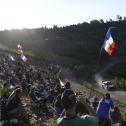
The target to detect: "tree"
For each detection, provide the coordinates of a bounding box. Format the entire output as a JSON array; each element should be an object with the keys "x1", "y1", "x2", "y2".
[
  {"x1": 109, "y1": 18, "x2": 113, "y2": 22},
  {"x1": 90, "y1": 20, "x2": 100, "y2": 24},
  {"x1": 123, "y1": 17, "x2": 126, "y2": 21},
  {"x1": 99, "y1": 19, "x2": 104, "y2": 24},
  {"x1": 53, "y1": 25, "x2": 58, "y2": 29},
  {"x1": 116, "y1": 15, "x2": 122, "y2": 21}
]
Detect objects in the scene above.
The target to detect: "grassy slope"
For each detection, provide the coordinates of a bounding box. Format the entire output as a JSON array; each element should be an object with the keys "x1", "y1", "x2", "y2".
[
  {"x1": 1, "y1": 42, "x2": 126, "y2": 80},
  {"x1": 107, "y1": 62, "x2": 126, "y2": 78},
  {"x1": 0, "y1": 43, "x2": 34, "y2": 57}
]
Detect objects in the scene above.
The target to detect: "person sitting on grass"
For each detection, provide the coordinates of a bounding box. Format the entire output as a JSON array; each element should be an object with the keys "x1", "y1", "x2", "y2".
[
  {"x1": 110, "y1": 106, "x2": 122, "y2": 126},
  {"x1": 56, "y1": 91, "x2": 98, "y2": 126}
]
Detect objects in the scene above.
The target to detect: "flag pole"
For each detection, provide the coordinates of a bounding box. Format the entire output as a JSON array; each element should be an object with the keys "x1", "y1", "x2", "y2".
[{"x1": 98, "y1": 47, "x2": 103, "y2": 64}]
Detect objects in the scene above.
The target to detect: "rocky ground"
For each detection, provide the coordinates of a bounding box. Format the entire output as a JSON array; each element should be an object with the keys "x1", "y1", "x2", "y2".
[{"x1": 21, "y1": 96, "x2": 54, "y2": 126}]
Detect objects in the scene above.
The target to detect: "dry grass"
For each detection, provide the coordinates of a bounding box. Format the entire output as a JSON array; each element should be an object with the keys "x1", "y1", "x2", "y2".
[{"x1": 48, "y1": 117, "x2": 56, "y2": 126}]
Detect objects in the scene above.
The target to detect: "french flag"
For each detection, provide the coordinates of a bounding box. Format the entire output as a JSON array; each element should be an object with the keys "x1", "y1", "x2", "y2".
[
  {"x1": 17, "y1": 44, "x2": 22, "y2": 49},
  {"x1": 20, "y1": 54, "x2": 27, "y2": 62},
  {"x1": 103, "y1": 28, "x2": 116, "y2": 55},
  {"x1": 8, "y1": 54, "x2": 15, "y2": 61}
]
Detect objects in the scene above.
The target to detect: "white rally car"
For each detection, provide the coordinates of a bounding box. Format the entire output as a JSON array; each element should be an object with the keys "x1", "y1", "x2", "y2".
[{"x1": 101, "y1": 81, "x2": 116, "y2": 91}]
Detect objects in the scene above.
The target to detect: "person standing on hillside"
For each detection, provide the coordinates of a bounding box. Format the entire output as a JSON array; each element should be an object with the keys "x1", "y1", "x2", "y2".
[
  {"x1": 96, "y1": 93, "x2": 114, "y2": 126},
  {"x1": 57, "y1": 91, "x2": 98, "y2": 126}
]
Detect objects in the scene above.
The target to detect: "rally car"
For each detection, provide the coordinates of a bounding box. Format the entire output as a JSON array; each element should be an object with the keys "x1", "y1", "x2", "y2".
[{"x1": 101, "y1": 81, "x2": 116, "y2": 91}]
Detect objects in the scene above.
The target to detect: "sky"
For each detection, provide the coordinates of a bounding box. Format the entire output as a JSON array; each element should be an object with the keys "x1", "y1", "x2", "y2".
[{"x1": 0, "y1": 0, "x2": 125, "y2": 30}]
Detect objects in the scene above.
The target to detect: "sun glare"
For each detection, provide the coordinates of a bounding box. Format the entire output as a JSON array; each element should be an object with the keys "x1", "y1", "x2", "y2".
[
  {"x1": 0, "y1": 0, "x2": 50, "y2": 30},
  {"x1": 0, "y1": 0, "x2": 125, "y2": 30}
]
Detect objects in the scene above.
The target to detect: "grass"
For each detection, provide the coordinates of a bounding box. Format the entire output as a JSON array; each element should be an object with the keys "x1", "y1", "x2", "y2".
[
  {"x1": 37, "y1": 51, "x2": 81, "y2": 65},
  {"x1": 0, "y1": 43, "x2": 80, "y2": 65},
  {"x1": 48, "y1": 118, "x2": 56, "y2": 126},
  {"x1": 0, "y1": 43, "x2": 34, "y2": 57},
  {"x1": 107, "y1": 62, "x2": 126, "y2": 78}
]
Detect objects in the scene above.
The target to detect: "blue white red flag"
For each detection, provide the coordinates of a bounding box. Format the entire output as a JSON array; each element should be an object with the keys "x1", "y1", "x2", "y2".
[
  {"x1": 8, "y1": 54, "x2": 15, "y2": 61},
  {"x1": 20, "y1": 54, "x2": 27, "y2": 62},
  {"x1": 17, "y1": 44, "x2": 23, "y2": 49},
  {"x1": 103, "y1": 28, "x2": 116, "y2": 55}
]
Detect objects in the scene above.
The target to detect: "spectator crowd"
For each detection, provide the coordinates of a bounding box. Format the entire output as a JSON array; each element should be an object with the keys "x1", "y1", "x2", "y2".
[{"x1": 0, "y1": 53, "x2": 125, "y2": 126}]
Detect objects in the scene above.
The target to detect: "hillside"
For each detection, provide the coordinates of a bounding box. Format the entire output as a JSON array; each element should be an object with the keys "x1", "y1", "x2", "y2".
[{"x1": 0, "y1": 19, "x2": 126, "y2": 81}]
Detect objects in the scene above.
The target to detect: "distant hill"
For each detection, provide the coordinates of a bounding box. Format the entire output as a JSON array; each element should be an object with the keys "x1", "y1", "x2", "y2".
[{"x1": 0, "y1": 19, "x2": 126, "y2": 80}]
